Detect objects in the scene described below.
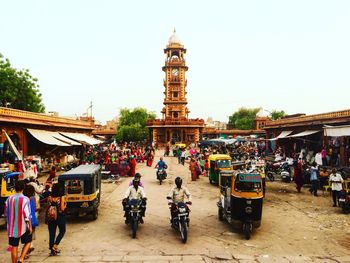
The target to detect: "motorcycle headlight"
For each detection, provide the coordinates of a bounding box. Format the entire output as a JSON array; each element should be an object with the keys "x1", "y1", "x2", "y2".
[
  {"x1": 245, "y1": 206, "x2": 253, "y2": 214},
  {"x1": 130, "y1": 205, "x2": 135, "y2": 209}
]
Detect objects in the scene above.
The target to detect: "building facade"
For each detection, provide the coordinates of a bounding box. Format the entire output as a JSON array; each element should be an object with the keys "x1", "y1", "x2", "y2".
[
  {"x1": 147, "y1": 30, "x2": 204, "y2": 146},
  {"x1": 0, "y1": 107, "x2": 95, "y2": 158}
]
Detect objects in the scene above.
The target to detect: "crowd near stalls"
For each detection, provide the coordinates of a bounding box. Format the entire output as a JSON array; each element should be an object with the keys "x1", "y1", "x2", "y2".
[{"x1": 194, "y1": 135, "x2": 350, "y2": 212}]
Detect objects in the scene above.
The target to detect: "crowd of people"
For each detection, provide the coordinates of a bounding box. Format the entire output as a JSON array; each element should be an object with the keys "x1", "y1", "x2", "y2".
[{"x1": 3, "y1": 139, "x2": 349, "y2": 262}]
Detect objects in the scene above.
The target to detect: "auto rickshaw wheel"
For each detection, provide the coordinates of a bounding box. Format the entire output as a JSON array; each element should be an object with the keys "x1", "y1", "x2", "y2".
[
  {"x1": 92, "y1": 208, "x2": 98, "y2": 220},
  {"x1": 243, "y1": 223, "x2": 252, "y2": 240},
  {"x1": 218, "y1": 207, "x2": 224, "y2": 221}
]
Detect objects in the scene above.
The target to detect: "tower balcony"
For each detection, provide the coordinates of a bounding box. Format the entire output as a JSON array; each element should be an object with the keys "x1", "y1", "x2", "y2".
[
  {"x1": 164, "y1": 79, "x2": 187, "y2": 86},
  {"x1": 163, "y1": 99, "x2": 188, "y2": 104},
  {"x1": 146, "y1": 118, "x2": 205, "y2": 127}
]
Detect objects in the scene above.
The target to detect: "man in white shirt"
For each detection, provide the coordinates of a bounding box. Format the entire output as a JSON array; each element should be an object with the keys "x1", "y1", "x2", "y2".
[
  {"x1": 329, "y1": 168, "x2": 344, "y2": 207},
  {"x1": 167, "y1": 177, "x2": 192, "y2": 224},
  {"x1": 123, "y1": 179, "x2": 147, "y2": 223}
]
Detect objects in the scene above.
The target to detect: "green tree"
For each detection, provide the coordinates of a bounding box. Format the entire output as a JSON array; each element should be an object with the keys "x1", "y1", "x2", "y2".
[
  {"x1": 115, "y1": 107, "x2": 156, "y2": 142},
  {"x1": 0, "y1": 53, "x2": 45, "y2": 112},
  {"x1": 228, "y1": 107, "x2": 261, "y2": 130},
  {"x1": 270, "y1": 110, "x2": 286, "y2": 120}
]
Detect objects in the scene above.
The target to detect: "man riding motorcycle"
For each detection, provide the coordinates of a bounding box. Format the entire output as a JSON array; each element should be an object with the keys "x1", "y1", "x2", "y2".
[
  {"x1": 155, "y1": 157, "x2": 168, "y2": 178},
  {"x1": 123, "y1": 178, "x2": 147, "y2": 224},
  {"x1": 167, "y1": 177, "x2": 192, "y2": 224}
]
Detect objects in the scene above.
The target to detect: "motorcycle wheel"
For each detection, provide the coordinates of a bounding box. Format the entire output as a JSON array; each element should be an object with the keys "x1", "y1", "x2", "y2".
[
  {"x1": 159, "y1": 178, "x2": 162, "y2": 185},
  {"x1": 180, "y1": 220, "x2": 188, "y2": 243},
  {"x1": 131, "y1": 218, "x2": 138, "y2": 239},
  {"x1": 243, "y1": 223, "x2": 252, "y2": 240},
  {"x1": 267, "y1": 172, "x2": 275, "y2": 182}
]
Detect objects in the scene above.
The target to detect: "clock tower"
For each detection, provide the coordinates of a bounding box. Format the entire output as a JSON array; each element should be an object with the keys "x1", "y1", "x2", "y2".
[
  {"x1": 161, "y1": 29, "x2": 189, "y2": 120},
  {"x1": 147, "y1": 30, "x2": 204, "y2": 146}
]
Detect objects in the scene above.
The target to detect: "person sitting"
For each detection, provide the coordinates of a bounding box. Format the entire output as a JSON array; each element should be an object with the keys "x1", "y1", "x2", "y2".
[
  {"x1": 155, "y1": 157, "x2": 168, "y2": 178},
  {"x1": 167, "y1": 177, "x2": 192, "y2": 224},
  {"x1": 122, "y1": 178, "x2": 147, "y2": 224}
]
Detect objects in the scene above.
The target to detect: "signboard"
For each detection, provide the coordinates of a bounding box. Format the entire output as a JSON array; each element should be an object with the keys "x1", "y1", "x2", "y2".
[{"x1": 238, "y1": 173, "x2": 261, "y2": 183}]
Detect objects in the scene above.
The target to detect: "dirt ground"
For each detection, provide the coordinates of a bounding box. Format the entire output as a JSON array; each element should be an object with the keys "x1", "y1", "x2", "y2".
[{"x1": 0, "y1": 150, "x2": 349, "y2": 261}]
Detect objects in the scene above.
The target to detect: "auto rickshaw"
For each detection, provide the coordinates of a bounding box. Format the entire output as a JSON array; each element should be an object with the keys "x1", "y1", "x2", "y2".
[
  {"x1": 58, "y1": 165, "x2": 101, "y2": 220},
  {"x1": 0, "y1": 170, "x2": 21, "y2": 226},
  {"x1": 208, "y1": 154, "x2": 232, "y2": 184},
  {"x1": 173, "y1": 143, "x2": 186, "y2": 157},
  {"x1": 217, "y1": 171, "x2": 263, "y2": 240}
]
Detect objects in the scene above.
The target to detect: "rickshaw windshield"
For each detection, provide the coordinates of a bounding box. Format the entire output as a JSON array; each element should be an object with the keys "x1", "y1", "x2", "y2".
[
  {"x1": 216, "y1": 159, "x2": 231, "y2": 168},
  {"x1": 235, "y1": 174, "x2": 261, "y2": 192},
  {"x1": 64, "y1": 180, "x2": 84, "y2": 195}
]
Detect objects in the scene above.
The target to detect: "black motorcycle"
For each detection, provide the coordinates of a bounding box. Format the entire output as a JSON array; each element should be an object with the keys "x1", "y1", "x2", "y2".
[
  {"x1": 125, "y1": 198, "x2": 145, "y2": 238},
  {"x1": 156, "y1": 168, "x2": 167, "y2": 185},
  {"x1": 265, "y1": 162, "x2": 291, "y2": 182},
  {"x1": 339, "y1": 191, "x2": 350, "y2": 214},
  {"x1": 168, "y1": 199, "x2": 191, "y2": 243}
]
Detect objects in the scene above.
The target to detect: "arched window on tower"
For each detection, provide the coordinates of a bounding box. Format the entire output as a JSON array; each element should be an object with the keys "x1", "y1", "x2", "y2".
[
  {"x1": 173, "y1": 112, "x2": 179, "y2": 118},
  {"x1": 170, "y1": 51, "x2": 180, "y2": 62}
]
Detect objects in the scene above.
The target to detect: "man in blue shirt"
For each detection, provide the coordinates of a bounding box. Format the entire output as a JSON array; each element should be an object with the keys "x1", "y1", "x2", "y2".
[
  {"x1": 309, "y1": 162, "x2": 319, "y2": 196},
  {"x1": 155, "y1": 157, "x2": 168, "y2": 178}
]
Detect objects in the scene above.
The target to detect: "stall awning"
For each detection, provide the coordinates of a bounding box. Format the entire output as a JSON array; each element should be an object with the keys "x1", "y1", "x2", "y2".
[
  {"x1": 27, "y1": 129, "x2": 71, "y2": 146},
  {"x1": 59, "y1": 132, "x2": 102, "y2": 145},
  {"x1": 269, "y1": 131, "x2": 293, "y2": 141},
  {"x1": 324, "y1": 125, "x2": 350, "y2": 137},
  {"x1": 51, "y1": 133, "x2": 81, "y2": 145},
  {"x1": 288, "y1": 130, "x2": 320, "y2": 138}
]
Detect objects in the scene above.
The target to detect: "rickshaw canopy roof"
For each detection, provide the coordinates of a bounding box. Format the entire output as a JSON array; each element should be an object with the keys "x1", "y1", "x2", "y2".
[
  {"x1": 175, "y1": 143, "x2": 186, "y2": 148},
  {"x1": 59, "y1": 165, "x2": 100, "y2": 181},
  {"x1": 4, "y1": 172, "x2": 21, "y2": 180},
  {"x1": 208, "y1": 154, "x2": 232, "y2": 161}
]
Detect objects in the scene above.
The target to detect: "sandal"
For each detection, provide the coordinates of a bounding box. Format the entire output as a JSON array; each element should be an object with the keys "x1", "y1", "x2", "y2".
[{"x1": 49, "y1": 249, "x2": 57, "y2": 256}]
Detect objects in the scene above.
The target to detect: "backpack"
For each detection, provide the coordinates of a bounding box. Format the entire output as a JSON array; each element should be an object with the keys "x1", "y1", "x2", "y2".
[
  {"x1": 45, "y1": 197, "x2": 59, "y2": 224},
  {"x1": 45, "y1": 205, "x2": 57, "y2": 223}
]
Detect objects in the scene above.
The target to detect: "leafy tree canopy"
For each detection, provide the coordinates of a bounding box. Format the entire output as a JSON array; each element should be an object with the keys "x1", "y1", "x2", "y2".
[
  {"x1": 228, "y1": 107, "x2": 261, "y2": 130},
  {"x1": 0, "y1": 53, "x2": 45, "y2": 112},
  {"x1": 270, "y1": 110, "x2": 286, "y2": 120},
  {"x1": 116, "y1": 107, "x2": 156, "y2": 142}
]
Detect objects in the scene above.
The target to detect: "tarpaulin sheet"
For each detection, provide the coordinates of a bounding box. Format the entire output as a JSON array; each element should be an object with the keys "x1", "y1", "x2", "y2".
[
  {"x1": 269, "y1": 131, "x2": 293, "y2": 141},
  {"x1": 60, "y1": 132, "x2": 102, "y2": 145},
  {"x1": 324, "y1": 125, "x2": 350, "y2": 137},
  {"x1": 288, "y1": 130, "x2": 320, "y2": 138},
  {"x1": 27, "y1": 129, "x2": 70, "y2": 146}
]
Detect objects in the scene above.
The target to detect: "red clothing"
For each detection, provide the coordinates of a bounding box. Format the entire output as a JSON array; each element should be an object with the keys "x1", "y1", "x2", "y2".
[
  {"x1": 129, "y1": 158, "x2": 137, "y2": 177},
  {"x1": 189, "y1": 162, "x2": 197, "y2": 181},
  {"x1": 294, "y1": 161, "x2": 303, "y2": 192}
]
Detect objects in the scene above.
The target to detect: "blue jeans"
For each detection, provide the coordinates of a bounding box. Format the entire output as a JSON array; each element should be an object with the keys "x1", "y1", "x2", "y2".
[{"x1": 48, "y1": 213, "x2": 66, "y2": 249}]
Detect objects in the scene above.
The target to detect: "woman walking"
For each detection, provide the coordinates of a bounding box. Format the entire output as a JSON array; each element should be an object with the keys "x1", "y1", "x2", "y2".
[{"x1": 47, "y1": 183, "x2": 66, "y2": 256}]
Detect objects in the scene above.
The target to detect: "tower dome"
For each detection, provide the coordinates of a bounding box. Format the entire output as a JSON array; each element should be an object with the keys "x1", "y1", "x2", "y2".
[{"x1": 168, "y1": 28, "x2": 181, "y2": 45}]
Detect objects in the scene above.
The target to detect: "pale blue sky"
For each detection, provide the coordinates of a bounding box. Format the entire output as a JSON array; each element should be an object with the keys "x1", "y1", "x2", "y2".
[{"x1": 1, "y1": 0, "x2": 350, "y2": 123}]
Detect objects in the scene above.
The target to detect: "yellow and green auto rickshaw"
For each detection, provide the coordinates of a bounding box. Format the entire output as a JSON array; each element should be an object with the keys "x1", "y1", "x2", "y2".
[
  {"x1": 58, "y1": 165, "x2": 101, "y2": 220},
  {"x1": 173, "y1": 143, "x2": 186, "y2": 157},
  {"x1": 208, "y1": 154, "x2": 232, "y2": 185},
  {"x1": 217, "y1": 172, "x2": 263, "y2": 240},
  {"x1": 0, "y1": 170, "x2": 21, "y2": 225}
]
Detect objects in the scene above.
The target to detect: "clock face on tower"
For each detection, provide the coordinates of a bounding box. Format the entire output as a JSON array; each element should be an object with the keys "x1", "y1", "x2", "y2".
[{"x1": 171, "y1": 68, "x2": 179, "y2": 76}]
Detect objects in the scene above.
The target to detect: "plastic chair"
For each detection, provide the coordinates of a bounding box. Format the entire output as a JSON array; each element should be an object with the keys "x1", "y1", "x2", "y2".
[
  {"x1": 343, "y1": 180, "x2": 350, "y2": 194},
  {"x1": 323, "y1": 180, "x2": 332, "y2": 195}
]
